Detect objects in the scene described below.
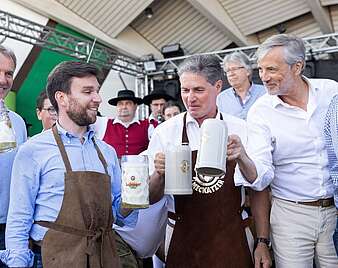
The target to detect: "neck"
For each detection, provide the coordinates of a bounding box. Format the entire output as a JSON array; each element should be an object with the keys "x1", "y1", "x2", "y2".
[
  {"x1": 196, "y1": 109, "x2": 218, "y2": 127},
  {"x1": 279, "y1": 78, "x2": 309, "y2": 110},
  {"x1": 234, "y1": 81, "x2": 251, "y2": 100},
  {"x1": 58, "y1": 114, "x2": 87, "y2": 138}
]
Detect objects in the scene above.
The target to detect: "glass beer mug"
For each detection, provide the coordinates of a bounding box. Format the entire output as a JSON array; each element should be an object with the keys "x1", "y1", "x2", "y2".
[
  {"x1": 121, "y1": 155, "x2": 149, "y2": 208},
  {"x1": 0, "y1": 99, "x2": 16, "y2": 153}
]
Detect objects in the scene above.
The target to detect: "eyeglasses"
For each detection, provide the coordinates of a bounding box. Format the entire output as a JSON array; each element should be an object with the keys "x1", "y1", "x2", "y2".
[
  {"x1": 42, "y1": 107, "x2": 57, "y2": 115},
  {"x1": 225, "y1": 66, "x2": 245, "y2": 74}
]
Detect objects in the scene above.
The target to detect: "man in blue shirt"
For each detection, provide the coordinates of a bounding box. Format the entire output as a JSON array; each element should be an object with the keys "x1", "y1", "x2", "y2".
[
  {"x1": 216, "y1": 51, "x2": 266, "y2": 120},
  {"x1": 0, "y1": 61, "x2": 138, "y2": 268},
  {"x1": 0, "y1": 45, "x2": 27, "y2": 268},
  {"x1": 324, "y1": 94, "x2": 338, "y2": 256}
]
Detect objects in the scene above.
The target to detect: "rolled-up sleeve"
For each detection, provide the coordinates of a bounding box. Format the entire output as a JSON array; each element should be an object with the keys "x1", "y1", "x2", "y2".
[{"x1": 235, "y1": 108, "x2": 275, "y2": 191}]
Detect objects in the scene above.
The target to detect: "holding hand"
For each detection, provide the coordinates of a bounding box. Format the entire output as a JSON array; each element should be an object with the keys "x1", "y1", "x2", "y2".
[
  {"x1": 227, "y1": 134, "x2": 246, "y2": 161},
  {"x1": 154, "y1": 152, "x2": 165, "y2": 176}
]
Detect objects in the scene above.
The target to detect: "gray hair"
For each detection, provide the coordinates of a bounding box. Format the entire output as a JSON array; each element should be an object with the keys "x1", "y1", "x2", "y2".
[
  {"x1": 256, "y1": 34, "x2": 306, "y2": 70},
  {"x1": 223, "y1": 51, "x2": 252, "y2": 81},
  {"x1": 0, "y1": 45, "x2": 17, "y2": 70},
  {"x1": 178, "y1": 54, "x2": 225, "y2": 85}
]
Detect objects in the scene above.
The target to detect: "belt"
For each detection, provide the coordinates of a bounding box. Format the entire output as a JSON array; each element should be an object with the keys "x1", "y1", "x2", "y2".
[
  {"x1": 0, "y1": 224, "x2": 5, "y2": 232},
  {"x1": 284, "y1": 197, "x2": 334, "y2": 208}
]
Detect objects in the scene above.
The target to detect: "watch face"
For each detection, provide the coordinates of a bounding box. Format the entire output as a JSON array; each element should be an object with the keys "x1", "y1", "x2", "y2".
[{"x1": 256, "y1": 237, "x2": 271, "y2": 248}]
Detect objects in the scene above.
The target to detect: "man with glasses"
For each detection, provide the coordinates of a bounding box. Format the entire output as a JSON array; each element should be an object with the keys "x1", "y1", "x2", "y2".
[
  {"x1": 217, "y1": 51, "x2": 265, "y2": 120},
  {"x1": 36, "y1": 90, "x2": 57, "y2": 130}
]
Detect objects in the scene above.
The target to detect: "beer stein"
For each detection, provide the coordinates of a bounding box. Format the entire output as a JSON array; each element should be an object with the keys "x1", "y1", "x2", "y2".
[
  {"x1": 195, "y1": 118, "x2": 228, "y2": 176},
  {"x1": 164, "y1": 143, "x2": 192, "y2": 195},
  {"x1": 121, "y1": 155, "x2": 149, "y2": 208},
  {"x1": 0, "y1": 99, "x2": 16, "y2": 153}
]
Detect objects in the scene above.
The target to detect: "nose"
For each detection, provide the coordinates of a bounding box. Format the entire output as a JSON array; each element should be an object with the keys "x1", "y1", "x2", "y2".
[
  {"x1": 93, "y1": 91, "x2": 102, "y2": 104},
  {"x1": 0, "y1": 72, "x2": 6, "y2": 84}
]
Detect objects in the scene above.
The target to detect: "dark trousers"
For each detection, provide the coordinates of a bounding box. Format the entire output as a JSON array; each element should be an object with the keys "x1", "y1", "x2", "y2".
[{"x1": 0, "y1": 225, "x2": 8, "y2": 268}]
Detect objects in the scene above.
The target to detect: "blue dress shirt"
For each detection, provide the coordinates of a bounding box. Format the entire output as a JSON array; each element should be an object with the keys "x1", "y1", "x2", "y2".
[
  {"x1": 216, "y1": 83, "x2": 266, "y2": 120},
  {"x1": 324, "y1": 94, "x2": 338, "y2": 209},
  {"x1": 0, "y1": 123, "x2": 137, "y2": 267},
  {"x1": 0, "y1": 111, "x2": 27, "y2": 223}
]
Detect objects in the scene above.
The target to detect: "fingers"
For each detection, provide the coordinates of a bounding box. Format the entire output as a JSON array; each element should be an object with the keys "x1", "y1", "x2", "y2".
[{"x1": 154, "y1": 152, "x2": 165, "y2": 176}]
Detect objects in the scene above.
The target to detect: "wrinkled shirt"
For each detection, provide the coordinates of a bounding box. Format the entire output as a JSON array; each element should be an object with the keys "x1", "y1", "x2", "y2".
[
  {"x1": 0, "y1": 110, "x2": 27, "y2": 223},
  {"x1": 217, "y1": 83, "x2": 266, "y2": 120},
  {"x1": 0, "y1": 123, "x2": 138, "y2": 267},
  {"x1": 240, "y1": 77, "x2": 338, "y2": 201}
]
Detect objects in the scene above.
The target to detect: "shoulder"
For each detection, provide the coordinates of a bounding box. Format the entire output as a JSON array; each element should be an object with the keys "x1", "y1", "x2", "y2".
[
  {"x1": 17, "y1": 130, "x2": 53, "y2": 158},
  {"x1": 252, "y1": 83, "x2": 266, "y2": 93},
  {"x1": 8, "y1": 110, "x2": 26, "y2": 128},
  {"x1": 221, "y1": 112, "x2": 246, "y2": 129},
  {"x1": 218, "y1": 87, "x2": 233, "y2": 98}
]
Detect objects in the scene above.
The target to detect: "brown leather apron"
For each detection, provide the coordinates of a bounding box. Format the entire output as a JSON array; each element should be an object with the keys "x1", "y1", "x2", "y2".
[
  {"x1": 36, "y1": 126, "x2": 121, "y2": 268},
  {"x1": 166, "y1": 113, "x2": 253, "y2": 268}
]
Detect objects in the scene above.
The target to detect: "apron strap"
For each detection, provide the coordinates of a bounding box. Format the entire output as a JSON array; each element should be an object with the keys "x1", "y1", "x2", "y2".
[
  {"x1": 52, "y1": 125, "x2": 72, "y2": 172},
  {"x1": 92, "y1": 137, "x2": 109, "y2": 175}
]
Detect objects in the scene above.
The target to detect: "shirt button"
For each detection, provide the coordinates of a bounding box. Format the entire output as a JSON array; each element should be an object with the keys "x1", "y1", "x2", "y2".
[
  {"x1": 126, "y1": 150, "x2": 129, "y2": 153},
  {"x1": 125, "y1": 134, "x2": 128, "y2": 137}
]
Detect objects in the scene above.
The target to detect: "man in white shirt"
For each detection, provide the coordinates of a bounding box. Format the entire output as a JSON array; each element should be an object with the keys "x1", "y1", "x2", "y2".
[
  {"x1": 241, "y1": 34, "x2": 338, "y2": 267},
  {"x1": 148, "y1": 54, "x2": 271, "y2": 267}
]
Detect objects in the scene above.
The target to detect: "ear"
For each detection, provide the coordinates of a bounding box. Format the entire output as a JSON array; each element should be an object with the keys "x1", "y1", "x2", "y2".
[
  {"x1": 36, "y1": 108, "x2": 42, "y2": 120},
  {"x1": 215, "y1": 80, "x2": 223, "y2": 94},
  {"x1": 294, "y1": 61, "x2": 304, "y2": 75},
  {"x1": 55, "y1": 91, "x2": 67, "y2": 109}
]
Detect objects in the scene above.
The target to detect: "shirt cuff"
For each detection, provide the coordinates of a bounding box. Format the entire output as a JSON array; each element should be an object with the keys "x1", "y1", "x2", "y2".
[
  {"x1": 234, "y1": 163, "x2": 271, "y2": 191},
  {"x1": 0, "y1": 249, "x2": 34, "y2": 267},
  {"x1": 114, "y1": 208, "x2": 139, "y2": 228}
]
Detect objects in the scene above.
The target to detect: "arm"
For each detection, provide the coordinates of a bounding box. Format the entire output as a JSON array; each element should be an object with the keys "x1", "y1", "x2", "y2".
[
  {"x1": 1, "y1": 145, "x2": 38, "y2": 268},
  {"x1": 227, "y1": 134, "x2": 257, "y2": 182},
  {"x1": 249, "y1": 188, "x2": 272, "y2": 268}
]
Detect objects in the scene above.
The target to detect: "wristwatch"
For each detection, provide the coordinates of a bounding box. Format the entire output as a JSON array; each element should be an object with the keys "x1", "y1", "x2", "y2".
[{"x1": 255, "y1": 237, "x2": 271, "y2": 248}]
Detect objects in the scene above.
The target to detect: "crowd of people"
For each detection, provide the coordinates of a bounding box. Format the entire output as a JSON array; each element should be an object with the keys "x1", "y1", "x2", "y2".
[{"x1": 0, "y1": 33, "x2": 337, "y2": 268}]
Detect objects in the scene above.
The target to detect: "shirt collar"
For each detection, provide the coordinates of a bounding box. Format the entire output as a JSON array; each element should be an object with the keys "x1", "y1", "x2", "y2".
[
  {"x1": 232, "y1": 83, "x2": 254, "y2": 97},
  {"x1": 186, "y1": 111, "x2": 222, "y2": 126},
  {"x1": 271, "y1": 76, "x2": 318, "y2": 108},
  {"x1": 113, "y1": 116, "x2": 140, "y2": 128},
  {"x1": 149, "y1": 113, "x2": 156, "y2": 121},
  {"x1": 55, "y1": 121, "x2": 95, "y2": 141}
]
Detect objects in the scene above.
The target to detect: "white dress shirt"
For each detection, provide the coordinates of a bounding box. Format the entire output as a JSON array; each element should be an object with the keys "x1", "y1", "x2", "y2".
[{"x1": 241, "y1": 77, "x2": 338, "y2": 201}]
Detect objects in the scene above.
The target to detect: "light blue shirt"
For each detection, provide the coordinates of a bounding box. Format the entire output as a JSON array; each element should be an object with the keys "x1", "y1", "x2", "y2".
[
  {"x1": 0, "y1": 111, "x2": 27, "y2": 223},
  {"x1": 0, "y1": 123, "x2": 138, "y2": 267},
  {"x1": 216, "y1": 83, "x2": 266, "y2": 120},
  {"x1": 324, "y1": 94, "x2": 338, "y2": 209}
]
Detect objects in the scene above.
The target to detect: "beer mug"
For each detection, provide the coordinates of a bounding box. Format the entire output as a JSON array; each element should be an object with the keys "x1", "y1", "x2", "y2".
[
  {"x1": 164, "y1": 143, "x2": 192, "y2": 195},
  {"x1": 195, "y1": 118, "x2": 228, "y2": 176},
  {"x1": 121, "y1": 155, "x2": 149, "y2": 208},
  {"x1": 0, "y1": 99, "x2": 16, "y2": 153}
]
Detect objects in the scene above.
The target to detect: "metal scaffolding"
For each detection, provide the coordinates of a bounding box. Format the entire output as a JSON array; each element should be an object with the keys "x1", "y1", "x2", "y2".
[
  {"x1": 146, "y1": 32, "x2": 338, "y2": 77},
  {"x1": 0, "y1": 10, "x2": 144, "y2": 76}
]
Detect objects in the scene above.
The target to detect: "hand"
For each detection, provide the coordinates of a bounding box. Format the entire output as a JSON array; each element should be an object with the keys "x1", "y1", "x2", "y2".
[
  {"x1": 154, "y1": 152, "x2": 165, "y2": 176},
  {"x1": 227, "y1": 134, "x2": 245, "y2": 161},
  {"x1": 254, "y1": 243, "x2": 272, "y2": 268}
]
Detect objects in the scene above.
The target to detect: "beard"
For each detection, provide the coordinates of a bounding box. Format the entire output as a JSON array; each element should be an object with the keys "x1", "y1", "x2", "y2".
[{"x1": 66, "y1": 97, "x2": 97, "y2": 126}]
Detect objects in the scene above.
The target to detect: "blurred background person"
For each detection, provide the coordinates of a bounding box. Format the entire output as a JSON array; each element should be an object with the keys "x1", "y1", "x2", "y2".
[
  {"x1": 35, "y1": 90, "x2": 57, "y2": 131},
  {"x1": 217, "y1": 51, "x2": 265, "y2": 120},
  {"x1": 163, "y1": 100, "x2": 181, "y2": 121}
]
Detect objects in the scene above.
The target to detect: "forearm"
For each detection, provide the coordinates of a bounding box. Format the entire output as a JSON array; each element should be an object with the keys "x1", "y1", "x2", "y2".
[
  {"x1": 148, "y1": 171, "x2": 164, "y2": 204},
  {"x1": 237, "y1": 152, "x2": 258, "y2": 183},
  {"x1": 248, "y1": 188, "x2": 270, "y2": 238}
]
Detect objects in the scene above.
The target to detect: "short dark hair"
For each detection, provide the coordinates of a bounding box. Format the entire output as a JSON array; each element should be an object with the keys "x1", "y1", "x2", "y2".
[
  {"x1": 46, "y1": 61, "x2": 101, "y2": 112},
  {"x1": 164, "y1": 100, "x2": 181, "y2": 114},
  {"x1": 36, "y1": 90, "x2": 48, "y2": 111}
]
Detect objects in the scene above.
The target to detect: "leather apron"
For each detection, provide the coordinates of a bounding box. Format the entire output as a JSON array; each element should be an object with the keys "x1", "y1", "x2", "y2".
[
  {"x1": 36, "y1": 126, "x2": 121, "y2": 268},
  {"x1": 166, "y1": 113, "x2": 253, "y2": 268}
]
